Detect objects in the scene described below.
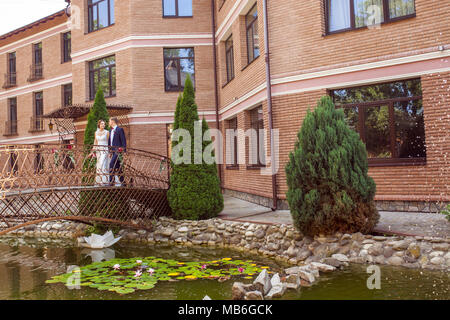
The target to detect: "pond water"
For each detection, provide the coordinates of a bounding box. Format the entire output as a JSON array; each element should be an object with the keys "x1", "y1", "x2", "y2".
[{"x1": 0, "y1": 237, "x2": 448, "y2": 300}]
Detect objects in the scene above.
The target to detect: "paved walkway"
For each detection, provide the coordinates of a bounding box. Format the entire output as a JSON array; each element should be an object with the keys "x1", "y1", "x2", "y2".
[{"x1": 218, "y1": 195, "x2": 449, "y2": 238}]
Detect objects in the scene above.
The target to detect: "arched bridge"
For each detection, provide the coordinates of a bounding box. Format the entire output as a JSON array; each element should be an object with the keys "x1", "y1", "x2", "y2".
[{"x1": 0, "y1": 144, "x2": 172, "y2": 236}]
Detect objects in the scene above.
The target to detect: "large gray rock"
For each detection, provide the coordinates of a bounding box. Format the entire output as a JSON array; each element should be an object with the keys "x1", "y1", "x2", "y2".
[
  {"x1": 232, "y1": 282, "x2": 246, "y2": 300},
  {"x1": 270, "y1": 273, "x2": 282, "y2": 287},
  {"x1": 245, "y1": 291, "x2": 264, "y2": 300},
  {"x1": 284, "y1": 266, "x2": 300, "y2": 275},
  {"x1": 392, "y1": 240, "x2": 409, "y2": 251},
  {"x1": 253, "y1": 269, "x2": 271, "y2": 295},
  {"x1": 310, "y1": 262, "x2": 336, "y2": 272},
  {"x1": 297, "y1": 249, "x2": 312, "y2": 261},
  {"x1": 387, "y1": 256, "x2": 403, "y2": 266},
  {"x1": 323, "y1": 258, "x2": 343, "y2": 268},
  {"x1": 285, "y1": 274, "x2": 301, "y2": 290},
  {"x1": 265, "y1": 283, "x2": 286, "y2": 299},
  {"x1": 331, "y1": 253, "x2": 349, "y2": 262},
  {"x1": 298, "y1": 269, "x2": 315, "y2": 284}
]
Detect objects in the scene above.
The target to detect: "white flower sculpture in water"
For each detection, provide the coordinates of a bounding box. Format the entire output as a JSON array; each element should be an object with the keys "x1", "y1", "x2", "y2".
[{"x1": 77, "y1": 231, "x2": 122, "y2": 249}]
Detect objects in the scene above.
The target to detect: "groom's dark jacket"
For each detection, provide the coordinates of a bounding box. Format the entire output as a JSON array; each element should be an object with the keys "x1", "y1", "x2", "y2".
[{"x1": 108, "y1": 126, "x2": 127, "y2": 152}]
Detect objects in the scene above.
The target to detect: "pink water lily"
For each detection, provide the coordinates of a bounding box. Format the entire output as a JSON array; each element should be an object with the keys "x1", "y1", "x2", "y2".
[
  {"x1": 136, "y1": 260, "x2": 142, "y2": 264},
  {"x1": 148, "y1": 268, "x2": 155, "y2": 275},
  {"x1": 238, "y1": 267, "x2": 244, "y2": 273},
  {"x1": 113, "y1": 264, "x2": 120, "y2": 270},
  {"x1": 201, "y1": 264, "x2": 207, "y2": 270},
  {"x1": 134, "y1": 270, "x2": 142, "y2": 278}
]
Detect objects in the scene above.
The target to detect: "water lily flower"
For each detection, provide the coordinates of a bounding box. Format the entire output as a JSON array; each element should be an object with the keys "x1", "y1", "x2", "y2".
[
  {"x1": 148, "y1": 268, "x2": 155, "y2": 275},
  {"x1": 113, "y1": 264, "x2": 120, "y2": 270},
  {"x1": 238, "y1": 267, "x2": 244, "y2": 273},
  {"x1": 201, "y1": 264, "x2": 207, "y2": 270},
  {"x1": 134, "y1": 270, "x2": 142, "y2": 278},
  {"x1": 136, "y1": 260, "x2": 142, "y2": 264}
]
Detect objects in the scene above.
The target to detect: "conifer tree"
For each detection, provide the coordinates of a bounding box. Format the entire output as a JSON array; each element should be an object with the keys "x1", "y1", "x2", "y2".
[
  {"x1": 285, "y1": 96, "x2": 379, "y2": 236},
  {"x1": 167, "y1": 76, "x2": 224, "y2": 220},
  {"x1": 83, "y1": 89, "x2": 110, "y2": 153}
]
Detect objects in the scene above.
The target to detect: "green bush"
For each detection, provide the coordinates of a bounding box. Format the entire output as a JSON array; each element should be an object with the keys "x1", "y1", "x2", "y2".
[
  {"x1": 285, "y1": 96, "x2": 379, "y2": 236},
  {"x1": 441, "y1": 204, "x2": 450, "y2": 222},
  {"x1": 167, "y1": 75, "x2": 224, "y2": 220}
]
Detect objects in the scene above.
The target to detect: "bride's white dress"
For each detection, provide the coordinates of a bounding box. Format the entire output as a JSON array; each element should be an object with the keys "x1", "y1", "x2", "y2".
[{"x1": 95, "y1": 130, "x2": 110, "y2": 185}]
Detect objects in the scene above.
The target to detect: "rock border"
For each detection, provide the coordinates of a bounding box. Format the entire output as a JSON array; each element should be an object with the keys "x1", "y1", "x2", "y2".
[{"x1": 4, "y1": 217, "x2": 449, "y2": 272}]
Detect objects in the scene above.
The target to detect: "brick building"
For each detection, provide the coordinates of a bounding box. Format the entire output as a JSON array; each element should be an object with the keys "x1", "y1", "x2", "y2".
[{"x1": 0, "y1": 0, "x2": 448, "y2": 212}]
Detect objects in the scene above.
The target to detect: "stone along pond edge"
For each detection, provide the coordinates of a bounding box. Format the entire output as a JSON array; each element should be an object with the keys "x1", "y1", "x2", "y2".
[{"x1": 3, "y1": 217, "x2": 449, "y2": 299}]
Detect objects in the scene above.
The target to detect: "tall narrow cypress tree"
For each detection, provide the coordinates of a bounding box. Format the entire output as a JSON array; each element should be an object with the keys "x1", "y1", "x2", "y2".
[
  {"x1": 84, "y1": 89, "x2": 110, "y2": 152},
  {"x1": 167, "y1": 76, "x2": 224, "y2": 220},
  {"x1": 285, "y1": 96, "x2": 379, "y2": 236}
]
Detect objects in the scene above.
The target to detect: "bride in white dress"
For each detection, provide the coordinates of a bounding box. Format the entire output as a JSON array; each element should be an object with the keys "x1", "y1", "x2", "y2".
[{"x1": 93, "y1": 120, "x2": 110, "y2": 185}]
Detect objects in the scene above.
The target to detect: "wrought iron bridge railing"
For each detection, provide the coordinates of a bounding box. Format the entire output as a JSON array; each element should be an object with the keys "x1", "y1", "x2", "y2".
[{"x1": 0, "y1": 144, "x2": 172, "y2": 235}]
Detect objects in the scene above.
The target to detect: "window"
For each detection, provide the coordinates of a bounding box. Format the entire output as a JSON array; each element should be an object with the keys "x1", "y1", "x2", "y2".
[
  {"x1": 164, "y1": 48, "x2": 195, "y2": 92},
  {"x1": 63, "y1": 84, "x2": 73, "y2": 106},
  {"x1": 225, "y1": 35, "x2": 235, "y2": 83},
  {"x1": 62, "y1": 32, "x2": 71, "y2": 63},
  {"x1": 8, "y1": 98, "x2": 17, "y2": 122},
  {"x1": 34, "y1": 43, "x2": 42, "y2": 65},
  {"x1": 33, "y1": 92, "x2": 44, "y2": 131},
  {"x1": 89, "y1": 56, "x2": 116, "y2": 100},
  {"x1": 326, "y1": 0, "x2": 415, "y2": 33},
  {"x1": 88, "y1": 0, "x2": 115, "y2": 32},
  {"x1": 226, "y1": 117, "x2": 238, "y2": 168},
  {"x1": 246, "y1": 4, "x2": 260, "y2": 64},
  {"x1": 249, "y1": 106, "x2": 265, "y2": 167},
  {"x1": 163, "y1": 0, "x2": 192, "y2": 17},
  {"x1": 30, "y1": 43, "x2": 43, "y2": 80},
  {"x1": 6, "y1": 52, "x2": 16, "y2": 87},
  {"x1": 6, "y1": 98, "x2": 17, "y2": 135},
  {"x1": 331, "y1": 79, "x2": 426, "y2": 165}
]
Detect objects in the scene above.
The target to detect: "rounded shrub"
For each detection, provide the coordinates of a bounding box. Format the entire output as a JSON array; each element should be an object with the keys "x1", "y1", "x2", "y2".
[
  {"x1": 285, "y1": 96, "x2": 379, "y2": 236},
  {"x1": 167, "y1": 75, "x2": 224, "y2": 220}
]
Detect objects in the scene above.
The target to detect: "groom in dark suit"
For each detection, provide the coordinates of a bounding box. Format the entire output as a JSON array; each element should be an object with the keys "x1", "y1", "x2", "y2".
[{"x1": 108, "y1": 117, "x2": 127, "y2": 186}]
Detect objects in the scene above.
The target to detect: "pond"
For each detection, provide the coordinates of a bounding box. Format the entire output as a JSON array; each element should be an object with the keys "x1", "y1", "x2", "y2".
[{"x1": 0, "y1": 237, "x2": 448, "y2": 300}]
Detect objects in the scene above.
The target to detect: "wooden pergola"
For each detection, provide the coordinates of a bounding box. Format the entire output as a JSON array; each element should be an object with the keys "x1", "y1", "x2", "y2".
[{"x1": 43, "y1": 104, "x2": 133, "y2": 143}]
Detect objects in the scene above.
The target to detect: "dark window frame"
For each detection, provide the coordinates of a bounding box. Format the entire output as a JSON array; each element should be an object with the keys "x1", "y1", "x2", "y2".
[
  {"x1": 88, "y1": 55, "x2": 116, "y2": 100},
  {"x1": 63, "y1": 83, "x2": 73, "y2": 106},
  {"x1": 225, "y1": 35, "x2": 235, "y2": 83},
  {"x1": 8, "y1": 98, "x2": 17, "y2": 122},
  {"x1": 331, "y1": 79, "x2": 426, "y2": 167},
  {"x1": 247, "y1": 106, "x2": 266, "y2": 168},
  {"x1": 33, "y1": 91, "x2": 44, "y2": 132},
  {"x1": 33, "y1": 42, "x2": 42, "y2": 65},
  {"x1": 62, "y1": 32, "x2": 71, "y2": 63},
  {"x1": 226, "y1": 117, "x2": 239, "y2": 169},
  {"x1": 163, "y1": 47, "x2": 195, "y2": 92},
  {"x1": 324, "y1": 0, "x2": 416, "y2": 35},
  {"x1": 162, "y1": 0, "x2": 193, "y2": 18},
  {"x1": 245, "y1": 4, "x2": 259, "y2": 65},
  {"x1": 6, "y1": 52, "x2": 16, "y2": 87},
  {"x1": 88, "y1": 0, "x2": 115, "y2": 33},
  {"x1": 5, "y1": 98, "x2": 17, "y2": 136}
]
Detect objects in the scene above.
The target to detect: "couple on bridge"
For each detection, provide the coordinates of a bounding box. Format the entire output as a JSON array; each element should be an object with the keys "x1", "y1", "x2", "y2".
[{"x1": 92, "y1": 117, "x2": 127, "y2": 187}]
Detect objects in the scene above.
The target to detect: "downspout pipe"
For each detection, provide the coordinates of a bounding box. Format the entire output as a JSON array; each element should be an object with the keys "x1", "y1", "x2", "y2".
[
  {"x1": 211, "y1": 0, "x2": 223, "y2": 187},
  {"x1": 262, "y1": 0, "x2": 277, "y2": 211}
]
